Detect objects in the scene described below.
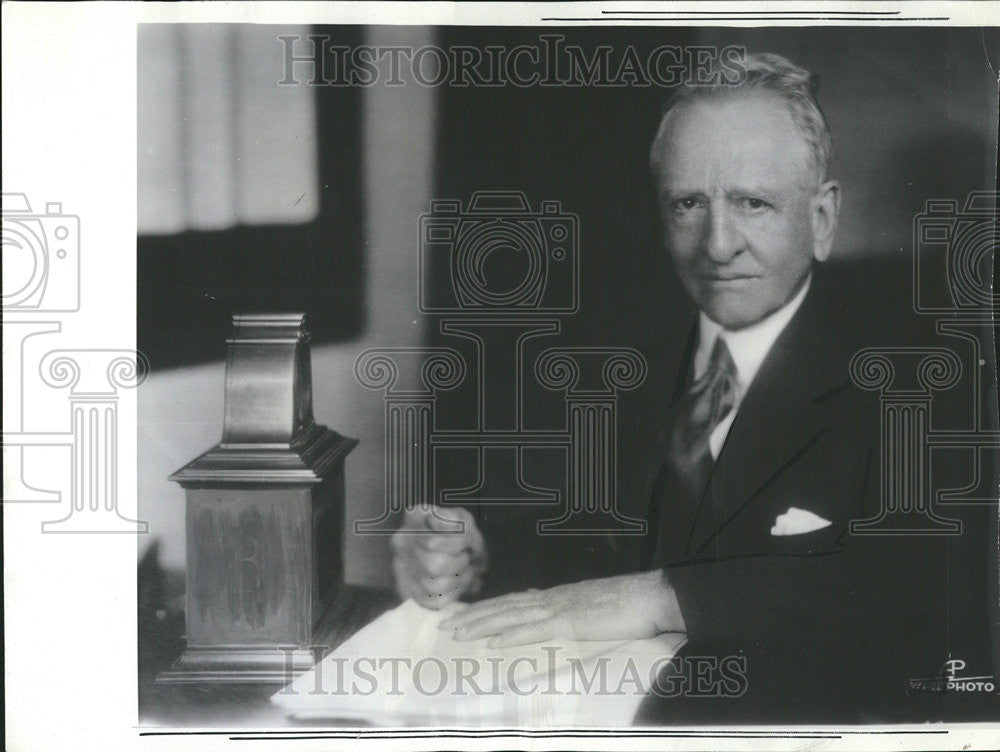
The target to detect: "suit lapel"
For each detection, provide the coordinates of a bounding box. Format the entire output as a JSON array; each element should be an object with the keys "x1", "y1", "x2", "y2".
[
  {"x1": 639, "y1": 315, "x2": 699, "y2": 567},
  {"x1": 669, "y1": 318, "x2": 700, "y2": 405},
  {"x1": 686, "y1": 275, "x2": 855, "y2": 556}
]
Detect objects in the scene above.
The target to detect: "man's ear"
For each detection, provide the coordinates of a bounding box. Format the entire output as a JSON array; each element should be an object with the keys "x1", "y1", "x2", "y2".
[{"x1": 810, "y1": 180, "x2": 840, "y2": 262}]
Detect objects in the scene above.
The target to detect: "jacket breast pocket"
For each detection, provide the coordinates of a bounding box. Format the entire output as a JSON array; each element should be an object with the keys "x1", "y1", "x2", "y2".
[{"x1": 767, "y1": 520, "x2": 845, "y2": 556}]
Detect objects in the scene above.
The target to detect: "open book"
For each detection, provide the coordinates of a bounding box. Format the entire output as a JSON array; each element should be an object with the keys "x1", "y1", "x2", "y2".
[{"x1": 272, "y1": 599, "x2": 686, "y2": 726}]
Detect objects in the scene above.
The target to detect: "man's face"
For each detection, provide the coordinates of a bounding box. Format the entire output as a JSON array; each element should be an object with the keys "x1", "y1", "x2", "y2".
[{"x1": 653, "y1": 92, "x2": 838, "y2": 329}]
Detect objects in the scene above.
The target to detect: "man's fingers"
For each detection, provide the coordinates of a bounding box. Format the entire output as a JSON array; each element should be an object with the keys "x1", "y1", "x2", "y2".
[
  {"x1": 395, "y1": 572, "x2": 431, "y2": 606},
  {"x1": 420, "y1": 568, "x2": 474, "y2": 598},
  {"x1": 398, "y1": 505, "x2": 433, "y2": 531},
  {"x1": 449, "y1": 604, "x2": 552, "y2": 641},
  {"x1": 392, "y1": 555, "x2": 419, "y2": 592},
  {"x1": 412, "y1": 589, "x2": 453, "y2": 610},
  {"x1": 440, "y1": 589, "x2": 541, "y2": 630},
  {"x1": 394, "y1": 506, "x2": 485, "y2": 558},
  {"x1": 397, "y1": 567, "x2": 461, "y2": 610},
  {"x1": 426, "y1": 505, "x2": 473, "y2": 533},
  {"x1": 449, "y1": 593, "x2": 540, "y2": 626},
  {"x1": 417, "y1": 532, "x2": 472, "y2": 555},
  {"x1": 415, "y1": 547, "x2": 470, "y2": 577},
  {"x1": 399, "y1": 505, "x2": 468, "y2": 532},
  {"x1": 393, "y1": 515, "x2": 471, "y2": 556},
  {"x1": 392, "y1": 506, "x2": 487, "y2": 609},
  {"x1": 487, "y1": 618, "x2": 560, "y2": 649},
  {"x1": 390, "y1": 528, "x2": 408, "y2": 553}
]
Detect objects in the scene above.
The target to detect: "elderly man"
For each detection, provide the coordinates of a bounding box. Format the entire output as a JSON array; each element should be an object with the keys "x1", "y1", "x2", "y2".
[{"x1": 392, "y1": 53, "x2": 994, "y2": 722}]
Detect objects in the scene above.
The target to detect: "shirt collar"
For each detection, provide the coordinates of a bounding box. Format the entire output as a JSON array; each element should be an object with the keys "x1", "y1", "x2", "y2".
[{"x1": 694, "y1": 273, "x2": 812, "y2": 391}]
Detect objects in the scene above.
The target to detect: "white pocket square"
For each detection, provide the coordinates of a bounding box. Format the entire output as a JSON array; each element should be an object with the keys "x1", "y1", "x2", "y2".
[{"x1": 770, "y1": 507, "x2": 833, "y2": 536}]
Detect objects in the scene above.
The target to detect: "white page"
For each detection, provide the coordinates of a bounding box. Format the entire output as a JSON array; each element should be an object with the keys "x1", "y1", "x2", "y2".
[{"x1": 272, "y1": 599, "x2": 687, "y2": 726}]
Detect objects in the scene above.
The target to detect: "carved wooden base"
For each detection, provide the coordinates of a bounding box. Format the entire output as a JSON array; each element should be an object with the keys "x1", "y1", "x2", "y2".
[
  {"x1": 152, "y1": 587, "x2": 399, "y2": 691},
  {"x1": 157, "y1": 646, "x2": 315, "y2": 685}
]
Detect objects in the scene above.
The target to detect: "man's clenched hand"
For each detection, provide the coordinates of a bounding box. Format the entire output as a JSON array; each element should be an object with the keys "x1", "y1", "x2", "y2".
[
  {"x1": 438, "y1": 569, "x2": 685, "y2": 647},
  {"x1": 391, "y1": 505, "x2": 487, "y2": 609}
]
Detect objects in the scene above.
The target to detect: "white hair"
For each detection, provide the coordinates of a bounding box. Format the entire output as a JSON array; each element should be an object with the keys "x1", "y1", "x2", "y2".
[{"x1": 650, "y1": 52, "x2": 833, "y2": 186}]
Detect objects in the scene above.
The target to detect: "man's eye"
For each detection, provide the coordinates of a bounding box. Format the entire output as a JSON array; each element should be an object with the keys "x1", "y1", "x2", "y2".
[
  {"x1": 741, "y1": 197, "x2": 769, "y2": 211},
  {"x1": 671, "y1": 197, "x2": 703, "y2": 212}
]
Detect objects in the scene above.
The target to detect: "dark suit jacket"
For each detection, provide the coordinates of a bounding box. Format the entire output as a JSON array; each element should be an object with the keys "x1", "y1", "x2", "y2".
[
  {"x1": 469, "y1": 263, "x2": 996, "y2": 723},
  {"x1": 635, "y1": 266, "x2": 998, "y2": 724}
]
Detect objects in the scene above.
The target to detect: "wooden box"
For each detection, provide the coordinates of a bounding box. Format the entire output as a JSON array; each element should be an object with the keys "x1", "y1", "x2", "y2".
[{"x1": 159, "y1": 313, "x2": 356, "y2": 684}]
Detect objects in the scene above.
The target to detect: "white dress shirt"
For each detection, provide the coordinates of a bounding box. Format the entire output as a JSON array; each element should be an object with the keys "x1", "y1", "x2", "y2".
[{"x1": 692, "y1": 274, "x2": 812, "y2": 459}]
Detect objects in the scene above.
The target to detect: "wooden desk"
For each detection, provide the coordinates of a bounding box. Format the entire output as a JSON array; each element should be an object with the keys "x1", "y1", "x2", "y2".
[{"x1": 139, "y1": 584, "x2": 399, "y2": 727}]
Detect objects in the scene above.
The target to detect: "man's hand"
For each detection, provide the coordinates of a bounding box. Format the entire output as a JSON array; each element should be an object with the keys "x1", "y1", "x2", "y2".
[
  {"x1": 438, "y1": 569, "x2": 685, "y2": 647},
  {"x1": 391, "y1": 505, "x2": 487, "y2": 610}
]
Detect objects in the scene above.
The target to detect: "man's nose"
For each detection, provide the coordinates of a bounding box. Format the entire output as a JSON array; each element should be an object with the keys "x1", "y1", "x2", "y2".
[{"x1": 702, "y1": 204, "x2": 743, "y2": 264}]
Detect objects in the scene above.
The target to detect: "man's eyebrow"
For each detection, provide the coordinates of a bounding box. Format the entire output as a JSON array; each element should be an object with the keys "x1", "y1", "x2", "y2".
[
  {"x1": 725, "y1": 186, "x2": 785, "y2": 203},
  {"x1": 659, "y1": 187, "x2": 707, "y2": 200}
]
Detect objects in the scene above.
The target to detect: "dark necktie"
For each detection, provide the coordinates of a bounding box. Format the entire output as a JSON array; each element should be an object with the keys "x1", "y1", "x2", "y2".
[
  {"x1": 668, "y1": 336, "x2": 739, "y2": 500},
  {"x1": 643, "y1": 335, "x2": 739, "y2": 568}
]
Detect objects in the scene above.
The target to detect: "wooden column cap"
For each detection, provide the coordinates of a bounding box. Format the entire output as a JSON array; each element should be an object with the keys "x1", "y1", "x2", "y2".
[{"x1": 170, "y1": 312, "x2": 357, "y2": 487}]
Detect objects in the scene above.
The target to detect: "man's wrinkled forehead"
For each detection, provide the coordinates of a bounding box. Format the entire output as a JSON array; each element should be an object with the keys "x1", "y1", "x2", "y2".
[{"x1": 653, "y1": 91, "x2": 818, "y2": 193}]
